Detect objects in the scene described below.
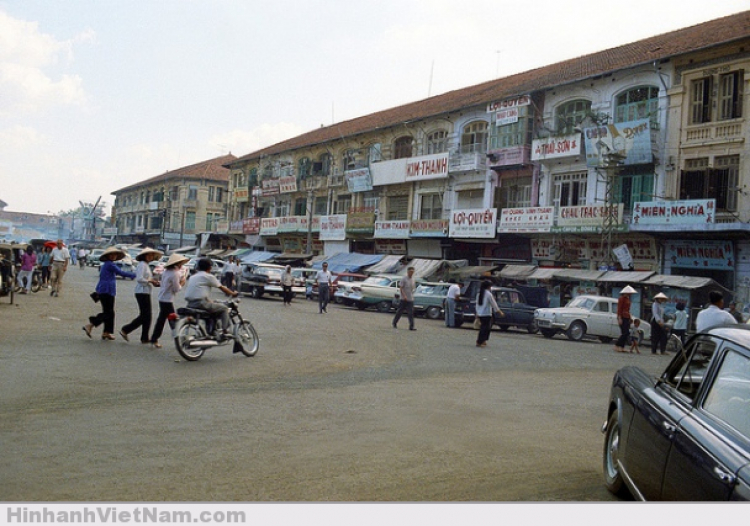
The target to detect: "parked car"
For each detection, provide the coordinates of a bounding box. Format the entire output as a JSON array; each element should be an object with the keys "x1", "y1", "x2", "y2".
[
  {"x1": 333, "y1": 272, "x2": 369, "y2": 304},
  {"x1": 602, "y1": 325, "x2": 750, "y2": 500},
  {"x1": 412, "y1": 282, "x2": 451, "y2": 320},
  {"x1": 347, "y1": 274, "x2": 404, "y2": 312},
  {"x1": 534, "y1": 295, "x2": 651, "y2": 342},
  {"x1": 455, "y1": 285, "x2": 539, "y2": 333},
  {"x1": 291, "y1": 268, "x2": 318, "y2": 296},
  {"x1": 239, "y1": 262, "x2": 285, "y2": 298},
  {"x1": 113, "y1": 255, "x2": 135, "y2": 279},
  {"x1": 87, "y1": 248, "x2": 105, "y2": 267},
  {"x1": 184, "y1": 257, "x2": 224, "y2": 278}
]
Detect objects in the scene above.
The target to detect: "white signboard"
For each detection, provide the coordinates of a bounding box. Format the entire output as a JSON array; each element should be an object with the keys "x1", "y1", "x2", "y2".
[
  {"x1": 345, "y1": 168, "x2": 373, "y2": 192},
  {"x1": 613, "y1": 244, "x2": 633, "y2": 269},
  {"x1": 632, "y1": 199, "x2": 716, "y2": 226},
  {"x1": 498, "y1": 207, "x2": 554, "y2": 233},
  {"x1": 449, "y1": 208, "x2": 497, "y2": 239},
  {"x1": 486, "y1": 94, "x2": 531, "y2": 113},
  {"x1": 374, "y1": 221, "x2": 411, "y2": 239},
  {"x1": 404, "y1": 152, "x2": 449, "y2": 182},
  {"x1": 531, "y1": 134, "x2": 582, "y2": 161},
  {"x1": 556, "y1": 204, "x2": 624, "y2": 228},
  {"x1": 495, "y1": 107, "x2": 519, "y2": 126},
  {"x1": 279, "y1": 176, "x2": 297, "y2": 193},
  {"x1": 319, "y1": 215, "x2": 347, "y2": 241},
  {"x1": 260, "y1": 217, "x2": 279, "y2": 236}
]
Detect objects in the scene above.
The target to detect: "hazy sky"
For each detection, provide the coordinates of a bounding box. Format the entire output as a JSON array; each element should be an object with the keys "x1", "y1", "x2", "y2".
[{"x1": 2, "y1": 0, "x2": 748, "y2": 215}]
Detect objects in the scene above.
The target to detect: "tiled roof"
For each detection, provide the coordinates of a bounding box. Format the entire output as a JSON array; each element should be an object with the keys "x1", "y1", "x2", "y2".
[
  {"x1": 229, "y1": 10, "x2": 750, "y2": 165},
  {"x1": 113, "y1": 154, "x2": 236, "y2": 194}
]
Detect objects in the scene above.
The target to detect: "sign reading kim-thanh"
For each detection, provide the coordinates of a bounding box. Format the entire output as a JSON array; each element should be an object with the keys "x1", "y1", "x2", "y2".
[{"x1": 404, "y1": 153, "x2": 449, "y2": 182}]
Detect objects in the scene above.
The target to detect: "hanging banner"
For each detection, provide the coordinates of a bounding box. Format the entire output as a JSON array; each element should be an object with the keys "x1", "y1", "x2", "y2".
[
  {"x1": 319, "y1": 215, "x2": 347, "y2": 241},
  {"x1": 345, "y1": 168, "x2": 373, "y2": 192},
  {"x1": 582, "y1": 119, "x2": 652, "y2": 167},
  {"x1": 279, "y1": 176, "x2": 298, "y2": 193}
]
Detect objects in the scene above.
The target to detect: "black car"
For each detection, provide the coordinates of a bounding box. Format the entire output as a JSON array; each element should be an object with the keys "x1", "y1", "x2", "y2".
[
  {"x1": 454, "y1": 283, "x2": 539, "y2": 333},
  {"x1": 602, "y1": 325, "x2": 750, "y2": 500}
]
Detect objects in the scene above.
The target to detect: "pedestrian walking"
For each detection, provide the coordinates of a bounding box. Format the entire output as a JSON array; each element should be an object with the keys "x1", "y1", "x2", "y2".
[
  {"x1": 49, "y1": 239, "x2": 70, "y2": 297},
  {"x1": 696, "y1": 290, "x2": 738, "y2": 332},
  {"x1": 728, "y1": 301, "x2": 744, "y2": 323},
  {"x1": 16, "y1": 245, "x2": 37, "y2": 294},
  {"x1": 475, "y1": 280, "x2": 503, "y2": 347},
  {"x1": 281, "y1": 265, "x2": 294, "y2": 306},
  {"x1": 150, "y1": 253, "x2": 189, "y2": 349},
  {"x1": 650, "y1": 292, "x2": 669, "y2": 354},
  {"x1": 672, "y1": 302, "x2": 688, "y2": 344},
  {"x1": 83, "y1": 247, "x2": 136, "y2": 341},
  {"x1": 39, "y1": 246, "x2": 52, "y2": 287},
  {"x1": 444, "y1": 279, "x2": 461, "y2": 328},
  {"x1": 120, "y1": 247, "x2": 163, "y2": 344},
  {"x1": 392, "y1": 266, "x2": 417, "y2": 330},
  {"x1": 614, "y1": 285, "x2": 636, "y2": 353},
  {"x1": 316, "y1": 262, "x2": 332, "y2": 313},
  {"x1": 220, "y1": 257, "x2": 235, "y2": 291}
]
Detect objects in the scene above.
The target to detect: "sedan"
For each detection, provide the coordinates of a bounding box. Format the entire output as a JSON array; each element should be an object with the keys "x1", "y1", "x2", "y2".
[
  {"x1": 602, "y1": 325, "x2": 750, "y2": 500},
  {"x1": 534, "y1": 295, "x2": 650, "y2": 342},
  {"x1": 413, "y1": 282, "x2": 451, "y2": 320},
  {"x1": 347, "y1": 274, "x2": 403, "y2": 312}
]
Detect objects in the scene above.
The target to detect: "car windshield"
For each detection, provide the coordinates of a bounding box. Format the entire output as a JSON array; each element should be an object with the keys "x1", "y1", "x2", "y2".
[{"x1": 567, "y1": 297, "x2": 596, "y2": 310}]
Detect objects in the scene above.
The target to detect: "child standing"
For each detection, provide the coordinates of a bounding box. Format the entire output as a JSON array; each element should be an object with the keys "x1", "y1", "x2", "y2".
[{"x1": 629, "y1": 318, "x2": 643, "y2": 354}]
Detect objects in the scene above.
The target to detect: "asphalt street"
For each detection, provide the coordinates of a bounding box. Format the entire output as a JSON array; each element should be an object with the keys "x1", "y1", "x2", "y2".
[{"x1": 0, "y1": 267, "x2": 669, "y2": 501}]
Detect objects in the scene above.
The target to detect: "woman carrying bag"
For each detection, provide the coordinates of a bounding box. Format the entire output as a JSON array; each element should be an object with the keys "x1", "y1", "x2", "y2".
[{"x1": 83, "y1": 247, "x2": 136, "y2": 341}]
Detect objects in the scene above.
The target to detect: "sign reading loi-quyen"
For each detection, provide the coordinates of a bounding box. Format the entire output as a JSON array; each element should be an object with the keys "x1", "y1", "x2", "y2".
[{"x1": 449, "y1": 208, "x2": 497, "y2": 238}]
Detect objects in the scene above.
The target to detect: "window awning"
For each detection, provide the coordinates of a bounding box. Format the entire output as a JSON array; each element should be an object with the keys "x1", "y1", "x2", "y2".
[
  {"x1": 597, "y1": 271, "x2": 656, "y2": 283},
  {"x1": 365, "y1": 255, "x2": 405, "y2": 275},
  {"x1": 552, "y1": 269, "x2": 606, "y2": 281},
  {"x1": 311, "y1": 252, "x2": 385, "y2": 274},
  {"x1": 643, "y1": 275, "x2": 721, "y2": 290},
  {"x1": 499, "y1": 264, "x2": 537, "y2": 279}
]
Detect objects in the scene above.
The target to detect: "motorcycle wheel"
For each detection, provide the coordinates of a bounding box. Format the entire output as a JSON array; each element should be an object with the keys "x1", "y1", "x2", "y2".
[
  {"x1": 233, "y1": 320, "x2": 259, "y2": 357},
  {"x1": 174, "y1": 319, "x2": 208, "y2": 361},
  {"x1": 31, "y1": 275, "x2": 41, "y2": 293}
]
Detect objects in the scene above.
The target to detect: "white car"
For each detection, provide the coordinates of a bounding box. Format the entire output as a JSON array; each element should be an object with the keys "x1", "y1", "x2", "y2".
[{"x1": 534, "y1": 295, "x2": 651, "y2": 343}]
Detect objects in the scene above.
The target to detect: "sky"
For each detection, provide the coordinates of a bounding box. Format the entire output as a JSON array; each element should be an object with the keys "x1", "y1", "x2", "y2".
[{"x1": 1, "y1": 0, "x2": 749, "y2": 216}]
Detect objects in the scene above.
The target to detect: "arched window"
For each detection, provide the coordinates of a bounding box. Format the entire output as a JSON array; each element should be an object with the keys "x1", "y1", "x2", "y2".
[
  {"x1": 460, "y1": 121, "x2": 488, "y2": 154},
  {"x1": 393, "y1": 136, "x2": 413, "y2": 159},
  {"x1": 313, "y1": 153, "x2": 331, "y2": 176},
  {"x1": 555, "y1": 99, "x2": 591, "y2": 134},
  {"x1": 426, "y1": 130, "x2": 448, "y2": 154},
  {"x1": 298, "y1": 157, "x2": 311, "y2": 180},
  {"x1": 615, "y1": 86, "x2": 659, "y2": 126}
]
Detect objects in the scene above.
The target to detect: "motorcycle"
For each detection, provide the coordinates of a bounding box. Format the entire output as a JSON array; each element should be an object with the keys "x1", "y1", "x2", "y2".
[
  {"x1": 171, "y1": 297, "x2": 259, "y2": 361},
  {"x1": 14, "y1": 266, "x2": 42, "y2": 293}
]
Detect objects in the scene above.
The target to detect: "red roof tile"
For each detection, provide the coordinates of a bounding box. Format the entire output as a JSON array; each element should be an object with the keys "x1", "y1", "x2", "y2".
[{"x1": 113, "y1": 154, "x2": 236, "y2": 194}]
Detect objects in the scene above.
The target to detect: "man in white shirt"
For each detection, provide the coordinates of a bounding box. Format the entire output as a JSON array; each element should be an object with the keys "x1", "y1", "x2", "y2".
[
  {"x1": 183, "y1": 258, "x2": 237, "y2": 337},
  {"x1": 444, "y1": 279, "x2": 462, "y2": 328},
  {"x1": 696, "y1": 290, "x2": 738, "y2": 332},
  {"x1": 316, "y1": 262, "x2": 332, "y2": 313},
  {"x1": 49, "y1": 239, "x2": 70, "y2": 297}
]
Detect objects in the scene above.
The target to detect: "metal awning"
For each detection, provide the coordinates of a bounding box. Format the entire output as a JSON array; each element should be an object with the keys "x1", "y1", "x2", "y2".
[
  {"x1": 552, "y1": 269, "x2": 606, "y2": 281},
  {"x1": 499, "y1": 264, "x2": 537, "y2": 279},
  {"x1": 597, "y1": 271, "x2": 656, "y2": 283},
  {"x1": 525, "y1": 268, "x2": 559, "y2": 280},
  {"x1": 643, "y1": 275, "x2": 720, "y2": 290}
]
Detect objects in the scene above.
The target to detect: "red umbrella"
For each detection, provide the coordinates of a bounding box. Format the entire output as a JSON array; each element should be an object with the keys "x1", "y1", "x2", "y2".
[{"x1": 43, "y1": 240, "x2": 58, "y2": 249}]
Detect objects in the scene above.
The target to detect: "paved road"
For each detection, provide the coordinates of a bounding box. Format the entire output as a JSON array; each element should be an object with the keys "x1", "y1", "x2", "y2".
[{"x1": 0, "y1": 268, "x2": 668, "y2": 501}]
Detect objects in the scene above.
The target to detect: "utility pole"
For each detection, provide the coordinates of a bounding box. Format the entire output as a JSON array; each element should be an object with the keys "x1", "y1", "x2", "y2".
[{"x1": 600, "y1": 152, "x2": 625, "y2": 268}]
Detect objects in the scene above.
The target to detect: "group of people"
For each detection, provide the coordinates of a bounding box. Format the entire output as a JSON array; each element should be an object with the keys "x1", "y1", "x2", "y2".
[
  {"x1": 82, "y1": 248, "x2": 237, "y2": 347},
  {"x1": 615, "y1": 287, "x2": 743, "y2": 354},
  {"x1": 10, "y1": 239, "x2": 72, "y2": 296}
]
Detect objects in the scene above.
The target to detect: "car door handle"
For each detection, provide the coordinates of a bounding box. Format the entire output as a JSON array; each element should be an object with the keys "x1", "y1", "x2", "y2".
[
  {"x1": 662, "y1": 422, "x2": 677, "y2": 434},
  {"x1": 714, "y1": 467, "x2": 737, "y2": 485}
]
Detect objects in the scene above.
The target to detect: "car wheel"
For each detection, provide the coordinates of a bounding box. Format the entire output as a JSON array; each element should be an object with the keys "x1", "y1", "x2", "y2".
[
  {"x1": 540, "y1": 328, "x2": 557, "y2": 338},
  {"x1": 356, "y1": 302, "x2": 367, "y2": 310},
  {"x1": 566, "y1": 321, "x2": 586, "y2": 341},
  {"x1": 426, "y1": 306, "x2": 442, "y2": 320},
  {"x1": 498, "y1": 324, "x2": 510, "y2": 331},
  {"x1": 376, "y1": 301, "x2": 392, "y2": 313},
  {"x1": 603, "y1": 411, "x2": 630, "y2": 497},
  {"x1": 599, "y1": 336, "x2": 613, "y2": 343},
  {"x1": 251, "y1": 287, "x2": 263, "y2": 299},
  {"x1": 527, "y1": 320, "x2": 539, "y2": 334}
]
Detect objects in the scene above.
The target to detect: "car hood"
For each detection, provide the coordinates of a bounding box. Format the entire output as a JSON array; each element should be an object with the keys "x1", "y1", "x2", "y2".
[{"x1": 535, "y1": 307, "x2": 590, "y2": 317}]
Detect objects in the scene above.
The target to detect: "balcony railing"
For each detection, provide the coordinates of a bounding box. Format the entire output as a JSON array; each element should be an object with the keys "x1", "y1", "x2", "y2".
[{"x1": 683, "y1": 120, "x2": 744, "y2": 146}]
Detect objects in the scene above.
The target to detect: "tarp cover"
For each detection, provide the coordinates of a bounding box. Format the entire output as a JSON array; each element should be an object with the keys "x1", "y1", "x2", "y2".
[
  {"x1": 397, "y1": 259, "x2": 468, "y2": 280},
  {"x1": 499, "y1": 264, "x2": 537, "y2": 279},
  {"x1": 643, "y1": 274, "x2": 721, "y2": 290},
  {"x1": 597, "y1": 270, "x2": 656, "y2": 282},
  {"x1": 525, "y1": 268, "x2": 559, "y2": 280},
  {"x1": 551, "y1": 269, "x2": 606, "y2": 281},
  {"x1": 448, "y1": 265, "x2": 497, "y2": 279},
  {"x1": 364, "y1": 255, "x2": 405, "y2": 275},
  {"x1": 239, "y1": 251, "x2": 278, "y2": 264},
  {"x1": 311, "y1": 252, "x2": 384, "y2": 274}
]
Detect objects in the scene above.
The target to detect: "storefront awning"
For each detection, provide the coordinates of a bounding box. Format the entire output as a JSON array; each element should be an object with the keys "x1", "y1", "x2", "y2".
[
  {"x1": 643, "y1": 275, "x2": 720, "y2": 290},
  {"x1": 311, "y1": 252, "x2": 384, "y2": 274},
  {"x1": 525, "y1": 268, "x2": 559, "y2": 281},
  {"x1": 597, "y1": 271, "x2": 656, "y2": 283},
  {"x1": 499, "y1": 264, "x2": 537, "y2": 279},
  {"x1": 447, "y1": 265, "x2": 498, "y2": 279},
  {"x1": 397, "y1": 259, "x2": 468, "y2": 280},
  {"x1": 171, "y1": 246, "x2": 199, "y2": 255},
  {"x1": 552, "y1": 269, "x2": 606, "y2": 282},
  {"x1": 365, "y1": 255, "x2": 405, "y2": 275}
]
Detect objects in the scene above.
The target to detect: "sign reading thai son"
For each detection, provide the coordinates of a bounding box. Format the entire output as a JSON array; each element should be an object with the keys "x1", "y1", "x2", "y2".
[
  {"x1": 531, "y1": 134, "x2": 581, "y2": 161},
  {"x1": 404, "y1": 152, "x2": 449, "y2": 182},
  {"x1": 632, "y1": 199, "x2": 715, "y2": 225},
  {"x1": 498, "y1": 207, "x2": 554, "y2": 233},
  {"x1": 319, "y1": 215, "x2": 347, "y2": 241},
  {"x1": 449, "y1": 208, "x2": 497, "y2": 238}
]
